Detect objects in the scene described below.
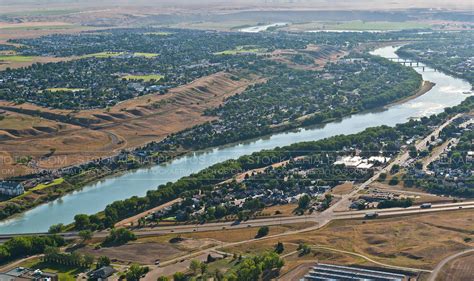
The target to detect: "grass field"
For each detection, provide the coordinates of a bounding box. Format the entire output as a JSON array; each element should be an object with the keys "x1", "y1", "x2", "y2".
[
  {"x1": 133, "y1": 52, "x2": 159, "y2": 58},
  {"x1": 46, "y1": 88, "x2": 85, "y2": 93},
  {"x1": 289, "y1": 20, "x2": 432, "y2": 31},
  {"x1": 0, "y1": 25, "x2": 78, "y2": 31},
  {"x1": 12, "y1": 178, "x2": 65, "y2": 200},
  {"x1": 436, "y1": 253, "x2": 474, "y2": 281},
  {"x1": 334, "y1": 20, "x2": 431, "y2": 30},
  {"x1": 80, "y1": 52, "x2": 124, "y2": 58},
  {"x1": 30, "y1": 178, "x2": 64, "y2": 192},
  {"x1": 214, "y1": 46, "x2": 264, "y2": 55},
  {"x1": 0, "y1": 113, "x2": 57, "y2": 130},
  {"x1": 222, "y1": 210, "x2": 474, "y2": 269},
  {"x1": 122, "y1": 74, "x2": 164, "y2": 82},
  {"x1": 80, "y1": 52, "x2": 158, "y2": 59},
  {"x1": 18, "y1": 257, "x2": 88, "y2": 281},
  {"x1": 0, "y1": 55, "x2": 35, "y2": 62}
]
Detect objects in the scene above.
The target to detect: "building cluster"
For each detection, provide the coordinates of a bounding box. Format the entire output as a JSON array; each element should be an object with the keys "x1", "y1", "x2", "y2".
[
  {"x1": 0, "y1": 181, "x2": 24, "y2": 196},
  {"x1": 0, "y1": 267, "x2": 57, "y2": 281},
  {"x1": 334, "y1": 155, "x2": 391, "y2": 170},
  {"x1": 303, "y1": 263, "x2": 411, "y2": 281}
]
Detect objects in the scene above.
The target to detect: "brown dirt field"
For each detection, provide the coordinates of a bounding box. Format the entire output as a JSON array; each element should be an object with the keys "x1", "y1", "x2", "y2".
[
  {"x1": 261, "y1": 204, "x2": 299, "y2": 217},
  {"x1": 279, "y1": 248, "x2": 374, "y2": 278},
  {"x1": 79, "y1": 242, "x2": 184, "y2": 265},
  {"x1": 332, "y1": 182, "x2": 354, "y2": 195},
  {"x1": 115, "y1": 198, "x2": 183, "y2": 228},
  {"x1": 269, "y1": 47, "x2": 347, "y2": 71},
  {"x1": 0, "y1": 22, "x2": 97, "y2": 41},
  {"x1": 184, "y1": 222, "x2": 316, "y2": 243},
  {"x1": 368, "y1": 181, "x2": 453, "y2": 204},
  {"x1": 224, "y1": 210, "x2": 474, "y2": 270},
  {"x1": 0, "y1": 72, "x2": 262, "y2": 177},
  {"x1": 435, "y1": 253, "x2": 474, "y2": 281}
]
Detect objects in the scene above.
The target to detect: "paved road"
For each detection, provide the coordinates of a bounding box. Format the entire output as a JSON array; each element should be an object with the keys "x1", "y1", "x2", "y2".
[
  {"x1": 428, "y1": 248, "x2": 474, "y2": 281},
  {"x1": 1, "y1": 113, "x2": 470, "y2": 278}
]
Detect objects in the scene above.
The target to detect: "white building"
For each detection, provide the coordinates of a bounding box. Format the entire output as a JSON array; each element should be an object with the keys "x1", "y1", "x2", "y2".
[{"x1": 0, "y1": 181, "x2": 24, "y2": 196}]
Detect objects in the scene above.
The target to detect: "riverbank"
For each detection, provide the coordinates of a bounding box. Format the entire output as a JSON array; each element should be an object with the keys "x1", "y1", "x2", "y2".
[
  {"x1": 388, "y1": 80, "x2": 435, "y2": 106},
  {"x1": 0, "y1": 75, "x2": 425, "y2": 223},
  {"x1": 1, "y1": 45, "x2": 471, "y2": 234}
]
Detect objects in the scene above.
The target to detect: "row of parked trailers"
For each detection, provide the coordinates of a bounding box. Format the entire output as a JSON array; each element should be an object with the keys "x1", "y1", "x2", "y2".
[{"x1": 303, "y1": 263, "x2": 409, "y2": 281}]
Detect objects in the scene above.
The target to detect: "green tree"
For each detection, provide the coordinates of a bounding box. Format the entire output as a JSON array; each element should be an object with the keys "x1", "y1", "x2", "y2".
[
  {"x1": 173, "y1": 272, "x2": 187, "y2": 281},
  {"x1": 126, "y1": 264, "x2": 149, "y2": 281},
  {"x1": 274, "y1": 242, "x2": 284, "y2": 254},
  {"x1": 200, "y1": 262, "x2": 208, "y2": 275},
  {"x1": 96, "y1": 256, "x2": 111, "y2": 269},
  {"x1": 78, "y1": 230, "x2": 92, "y2": 243},
  {"x1": 189, "y1": 259, "x2": 201, "y2": 275},
  {"x1": 388, "y1": 176, "x2": 399, "y2": 186},
  {"x1": 103, "y1": 228, "x2": 136, "y2": 246},
  {"x1": 157, "y1": 277, "x2": 169, "y2": 281},
  {"x1": 48, "y1": 223, "x2": 64, "y2": 234},
  {"x1": 83, "y1": 254, "x2": 95, "y2": 268},
  {"x1": 74, "y1": 214, "x2": 90, "y2": 230},
  {"x1": 298, "y1": 194, "x2": 311, "y2": 209},
  {"x1": 256, "y1": 226, "x2": 269, "y2": 238},
  {"x1": 237, "y1": 258, "x2": 261, "y2": 281}
]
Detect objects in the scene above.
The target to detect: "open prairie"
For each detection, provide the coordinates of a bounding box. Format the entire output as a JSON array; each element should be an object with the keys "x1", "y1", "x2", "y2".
[
  {"x1": 223, "y1": 210, "x2": 474, "y2": 270},
  {"x1": 0, "y1": 72, "x2": 262, "y2": 176},
  {"x1": 436, "y1": 253, "x2": 474, "y2": 281}
]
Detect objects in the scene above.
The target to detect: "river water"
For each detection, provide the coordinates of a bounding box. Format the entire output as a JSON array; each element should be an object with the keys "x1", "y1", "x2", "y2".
[{"x1": 0, "y1": 46, "x2": 471, "y2": 234}]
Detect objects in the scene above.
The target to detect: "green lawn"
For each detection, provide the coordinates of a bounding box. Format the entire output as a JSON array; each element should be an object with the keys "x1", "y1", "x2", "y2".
[
  {"x1": 122, "y1": 74, "x2": 164, "y2": 82},
  {"x1": 133, "y1": 52, "x2": 159, "y2": 58},
  {"x1": 0, "y1": 55, "x2": 35, "y2": 62},
  {"x1": 46, "y1": 88, "x2": 85, "y2": 93},
  {"x1": 12, "y1": 178, "x2": 64, "y2": 200},
  {"x1": 80, "y1": 52, "x2": 158, "y2": 59},
  {"x1": 30, "y1": 178, "x2": 65, "y2": 192},
  {"x1": 19, "y1": 258, "x2": 88, "y2": 281},
  {"x1": 214, "y1": 46, "x2": 263, "y2": 55},
  {"x1": 80, "y1": 52, "x2": 124, "y2": 59}
]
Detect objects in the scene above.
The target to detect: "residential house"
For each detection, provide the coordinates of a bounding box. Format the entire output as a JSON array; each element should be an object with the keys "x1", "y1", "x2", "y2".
[{"x1": 0, "y1": 181, "x2": 24, "y2": 196}]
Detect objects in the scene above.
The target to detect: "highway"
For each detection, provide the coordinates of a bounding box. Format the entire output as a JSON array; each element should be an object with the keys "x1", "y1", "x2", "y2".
[{"x1": 0, "y1": 113, "x2": 470, "y2": 243}]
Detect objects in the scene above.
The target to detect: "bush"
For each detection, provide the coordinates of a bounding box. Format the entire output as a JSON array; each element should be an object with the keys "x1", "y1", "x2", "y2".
[
  {"x1": 378, "y1": 198, "x2": 413, "y2": 209},
  {"x1": 274, "y1": 242, "x2": 284, "y2": 254},
  {"x1": 256, "y1": 226, "x2": 269, "y2": 238},
  {"x1": 0, "y1": 235, "x2": 65, "y2": 263},
  {"x1": 103, "y1": 228, "x2": 136, "y2": 246},
  {"x1": 388, "y1": 176, "x2": 399, "y2": 186}
]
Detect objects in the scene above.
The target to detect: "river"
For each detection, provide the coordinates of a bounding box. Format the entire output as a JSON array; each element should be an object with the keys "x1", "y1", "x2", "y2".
[{"x1": 0, "y1": 46, "x2": 471, "y2": 234}]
